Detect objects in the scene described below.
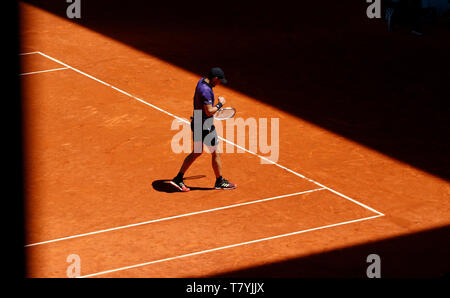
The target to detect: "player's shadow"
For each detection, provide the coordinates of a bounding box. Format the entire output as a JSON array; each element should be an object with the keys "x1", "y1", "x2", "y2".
[{"x1": 152, "y1": 175, "x2": 215, "y2": 193}]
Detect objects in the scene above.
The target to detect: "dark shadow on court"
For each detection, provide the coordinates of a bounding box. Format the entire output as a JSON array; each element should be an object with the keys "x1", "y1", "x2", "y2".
[
  {"x1": 152, "y1": 175, "x2": 215, "y2": 193},
  {"x1": 208, "y1": 224, "x2": 450, "y2": 278},
  {"x1": 20, "y1": 0, "x2": 450, "y2": 180}
]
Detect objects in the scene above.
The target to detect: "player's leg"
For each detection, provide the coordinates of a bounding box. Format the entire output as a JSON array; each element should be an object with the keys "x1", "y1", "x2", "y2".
[
  {"x1": 170, "y1": 144, "x2": 203, "y2": 192},
  {"x1": 207, "y1": 130, "x2": 236, "y2": 190},
  {"x1": 180, "y1": 150, "x2": 202, "y2": 174},
  {"x1": 170, "y1": 117, "x2": 205, "y2": 192},
  {"x1": 211, "y1": 150, "x2": 223, "y2": 179},
  {"x1": 212, "y1": 151, "x2": 236, "y2": 190}
]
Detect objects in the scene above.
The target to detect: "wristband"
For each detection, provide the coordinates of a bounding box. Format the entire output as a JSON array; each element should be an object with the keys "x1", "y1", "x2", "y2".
[{"x1": 215, "y1": 102, "x2": 223, "y2": 109}]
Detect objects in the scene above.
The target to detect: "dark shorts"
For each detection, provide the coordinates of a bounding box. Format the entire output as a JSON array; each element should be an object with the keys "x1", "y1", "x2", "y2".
[{"x1": 190, "y1": 119, "x2": 218, "y2": 148}]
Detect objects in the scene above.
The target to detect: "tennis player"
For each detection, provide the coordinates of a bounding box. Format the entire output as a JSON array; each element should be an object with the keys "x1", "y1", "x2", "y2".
[{"x1": 170, "y1": 67, "x2": 237, "y2": 192}]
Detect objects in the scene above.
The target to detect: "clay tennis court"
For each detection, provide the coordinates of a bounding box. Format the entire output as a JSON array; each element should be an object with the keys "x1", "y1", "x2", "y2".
[{"x1": 19, "y1": 1, "x2": 449, "y2": 278}]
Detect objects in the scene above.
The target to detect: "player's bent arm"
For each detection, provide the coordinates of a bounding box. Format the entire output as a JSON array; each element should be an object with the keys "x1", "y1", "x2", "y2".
[
  {"x1": 203, "y1": 96, "x2": 226, "y2": 117},
  {"x1": 203, "y1": 104, "x2": 219, "y2": 117}
]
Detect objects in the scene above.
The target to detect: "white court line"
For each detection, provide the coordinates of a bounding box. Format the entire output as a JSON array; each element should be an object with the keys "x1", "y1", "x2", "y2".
[
  {"x1": 79, "y1": 214, "x2": 384, "y2": 278},
  {"x1": 20, "y1": 67, "x2": 69, "y2": 76},
  {"x1": 19, "y1": 52, "x2": 40, "y2": 55},
  {"x1": 25, "y1": 188, "x2": 325, "y2": 247},
  {"x1": 32, "y1": 51, "x2": 384, "y2": 217},
  {"x1": 35, "y1": 51, "x2": 188, "y2": 124}
]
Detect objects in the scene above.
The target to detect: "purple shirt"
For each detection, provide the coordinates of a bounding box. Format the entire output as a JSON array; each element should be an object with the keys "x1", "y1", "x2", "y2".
[{"x1": 193, "y1": 78, "x2": 215, "y2": 121}]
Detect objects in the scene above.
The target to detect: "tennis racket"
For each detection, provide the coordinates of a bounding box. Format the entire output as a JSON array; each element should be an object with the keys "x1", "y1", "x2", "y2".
[{"x1": 214, "y1": 107, "x2": 236, "y2": 120}]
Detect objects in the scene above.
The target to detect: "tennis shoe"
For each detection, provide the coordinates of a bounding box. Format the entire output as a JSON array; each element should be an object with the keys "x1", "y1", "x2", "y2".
[
  {"x1": 170, "y1": 178, "x2": 190, "y2": 192},
  {"x1": 215, "y1": 177, "x2": 236, "y2": 190}
]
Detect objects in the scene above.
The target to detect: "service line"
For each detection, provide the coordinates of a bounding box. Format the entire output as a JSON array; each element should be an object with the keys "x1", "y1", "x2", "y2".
[
  {"x1": 25, "y1": 188, "x2": 325, "y2": 247},
  {"x1": 20, "y1": 67, "x2": 69, "y2": 76}
]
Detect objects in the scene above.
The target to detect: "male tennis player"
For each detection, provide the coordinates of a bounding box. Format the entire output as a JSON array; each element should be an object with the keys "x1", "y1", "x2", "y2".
[{"x1": 170, "y1": 67, "x2": 236, "y2": 192}]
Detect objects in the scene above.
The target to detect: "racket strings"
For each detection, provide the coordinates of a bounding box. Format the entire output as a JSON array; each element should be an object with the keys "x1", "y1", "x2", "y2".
[{"x1": 215, "y1": 108, "x2": 235, "y2": 120}]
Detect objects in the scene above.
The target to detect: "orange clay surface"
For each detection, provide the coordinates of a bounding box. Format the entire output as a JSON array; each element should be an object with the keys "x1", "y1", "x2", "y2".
[{"x1": 20, "y1": 2, "x2": 449, "y2": 278}]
